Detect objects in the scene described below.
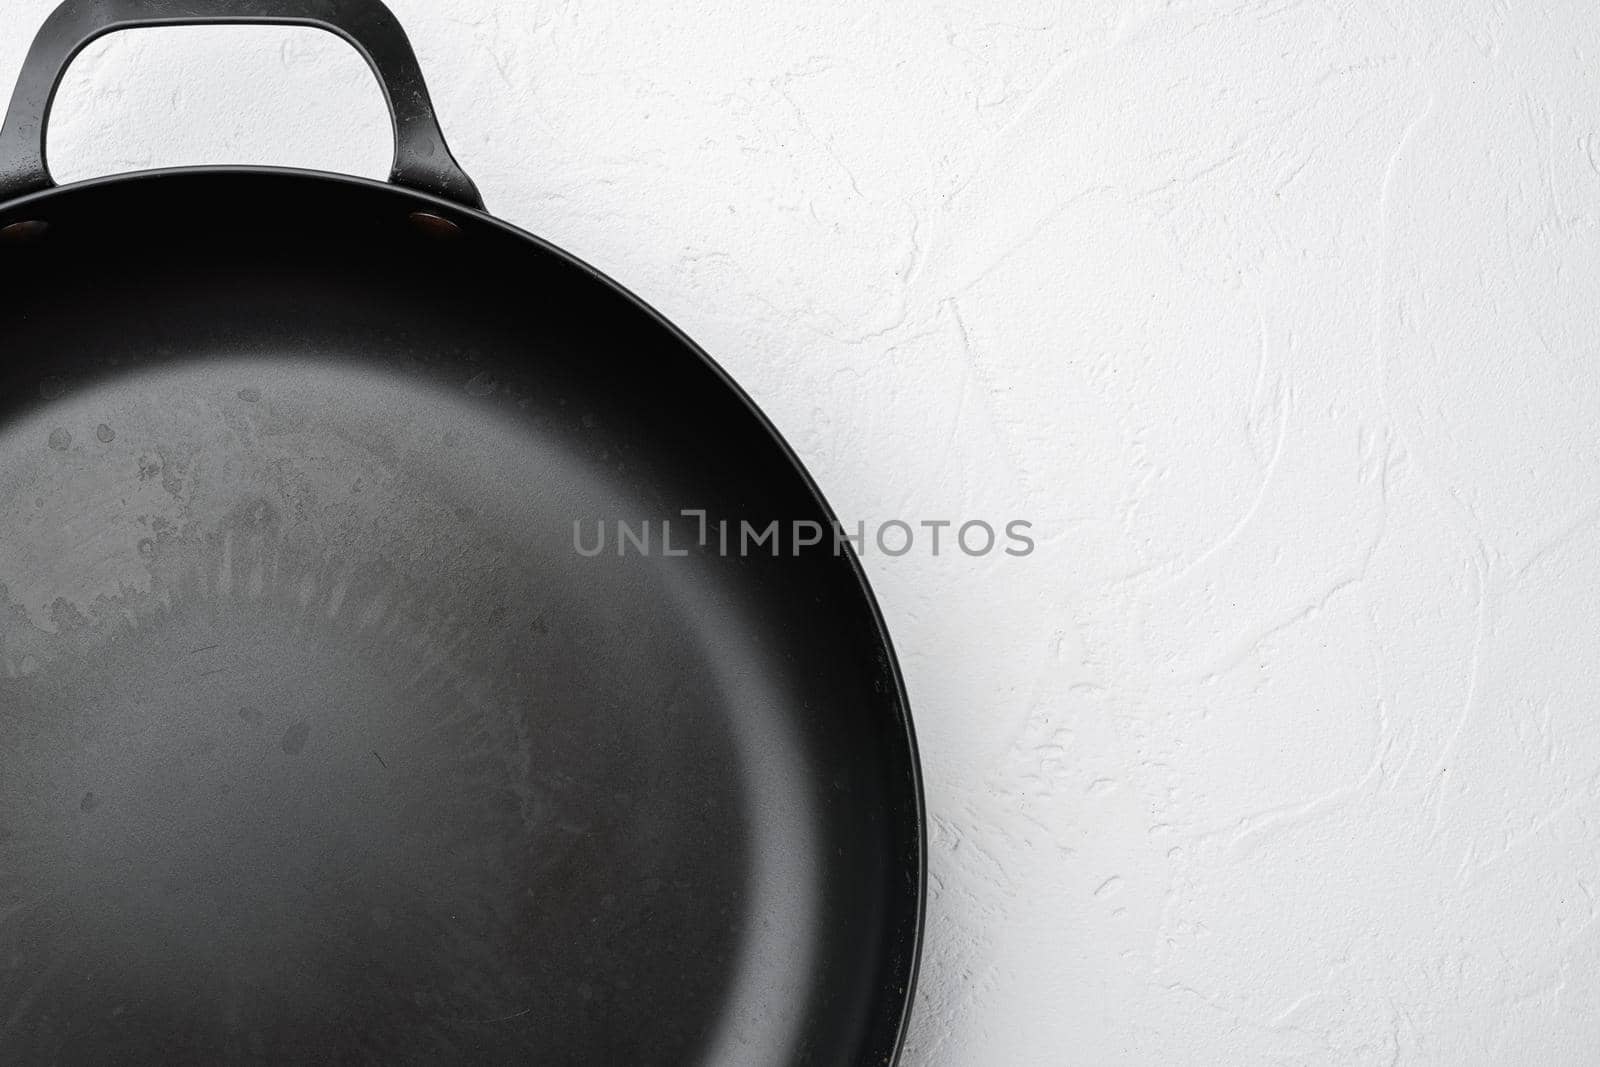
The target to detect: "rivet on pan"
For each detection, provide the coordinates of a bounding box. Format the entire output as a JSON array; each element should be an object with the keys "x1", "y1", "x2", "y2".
[
  {"x1": 0, "y1": 219, "x2": 49, "y2": 244},
  {"x1": 408, "y1": 211, "x2": 461, "y2": 240}
]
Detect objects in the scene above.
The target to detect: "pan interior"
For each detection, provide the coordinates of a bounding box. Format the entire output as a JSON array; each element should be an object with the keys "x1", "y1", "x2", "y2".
[
  {"x1": 0, "y1": 171, "x2": 919, "y2": 1065},
  {"x1": 0, "y1": 359, "x2": 782, "y2": 1062}
]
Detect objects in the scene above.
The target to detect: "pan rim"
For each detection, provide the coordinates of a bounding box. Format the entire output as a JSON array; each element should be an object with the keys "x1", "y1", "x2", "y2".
[{"x1": 0, "y1": 162, "x2": 928, "y2": 1065}]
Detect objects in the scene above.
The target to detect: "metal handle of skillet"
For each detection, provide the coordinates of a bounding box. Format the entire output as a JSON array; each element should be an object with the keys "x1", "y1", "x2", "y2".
[{"x1": 0, "y1": 0, "x2": 483, "y2": 208}]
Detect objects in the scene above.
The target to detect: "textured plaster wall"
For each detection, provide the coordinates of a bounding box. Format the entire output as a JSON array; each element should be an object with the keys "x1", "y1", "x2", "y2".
[{"x1": 4, "y1": 0, "x2": 1599, "y2": 1062}]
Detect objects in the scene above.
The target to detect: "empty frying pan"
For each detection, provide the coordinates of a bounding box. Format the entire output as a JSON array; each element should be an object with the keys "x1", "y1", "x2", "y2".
[{"x1": 0, "y1": 1, "x2": 924, "y2": 1062}]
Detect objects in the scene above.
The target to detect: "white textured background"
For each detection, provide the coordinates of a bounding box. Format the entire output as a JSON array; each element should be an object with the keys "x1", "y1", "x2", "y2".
[{"x1": 5, "y1": 1, "x2": 1600, "y2": 1062}]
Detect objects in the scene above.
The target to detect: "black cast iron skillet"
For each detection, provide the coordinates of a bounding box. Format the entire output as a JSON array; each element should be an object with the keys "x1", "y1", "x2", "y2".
[{"x1": 0, "y1": 2, "x2": 924, "y2": 1062}]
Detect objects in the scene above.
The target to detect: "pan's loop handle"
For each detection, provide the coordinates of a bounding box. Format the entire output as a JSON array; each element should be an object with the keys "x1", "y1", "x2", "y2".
[{"x1": 0, "y1": 0, "x2": 483, "y2": 209}]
